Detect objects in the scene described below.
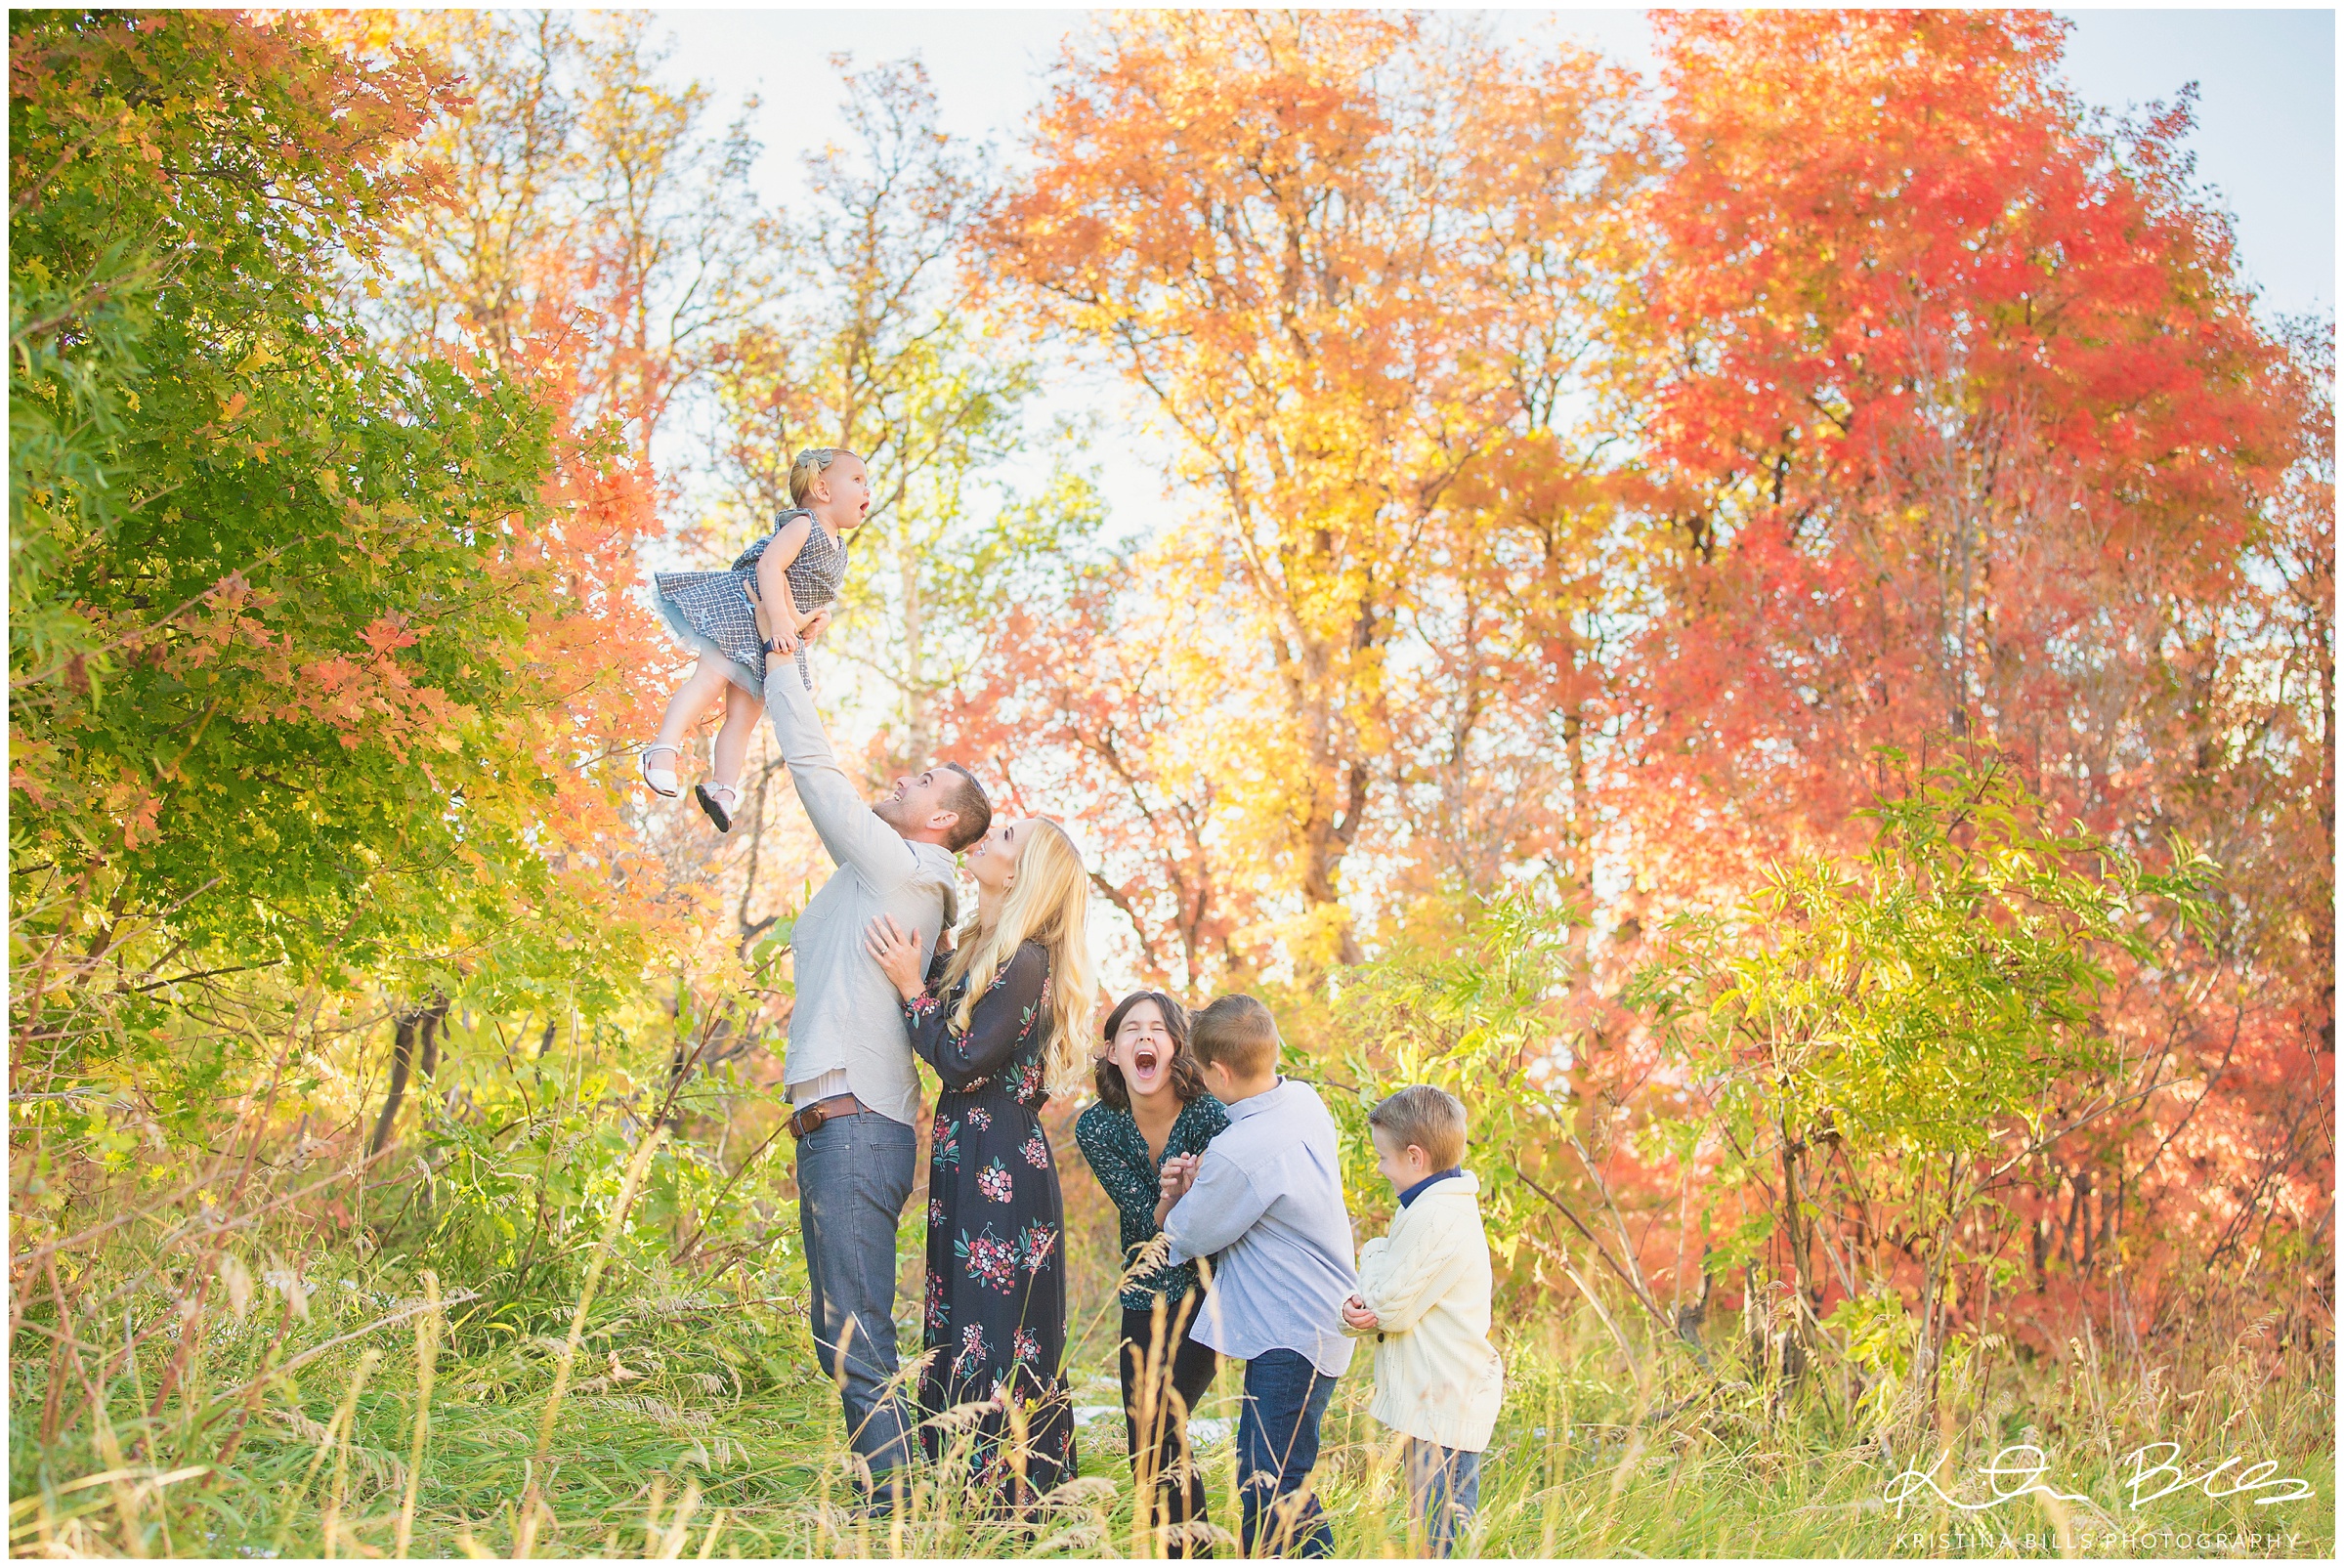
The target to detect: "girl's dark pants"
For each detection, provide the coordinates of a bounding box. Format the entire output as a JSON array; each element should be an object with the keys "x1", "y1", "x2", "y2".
[{"x1": 1119, "y1": 1291, "x2": 1220, "y2": 1555}]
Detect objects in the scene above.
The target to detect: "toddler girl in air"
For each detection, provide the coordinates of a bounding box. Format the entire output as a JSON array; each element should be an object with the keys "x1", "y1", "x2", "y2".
[{"x1": 641, "y1": 446, "x2": 870, "y2": 831}]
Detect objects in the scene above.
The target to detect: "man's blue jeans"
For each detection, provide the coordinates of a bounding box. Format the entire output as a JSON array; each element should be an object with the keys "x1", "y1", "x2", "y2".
[
  {"x1": 796, "y1": 1110, "x2": 917, "y2": 1494},
  {"x1": 1236, "y1": 1349, "x2": 1339, "y2": 1557}
]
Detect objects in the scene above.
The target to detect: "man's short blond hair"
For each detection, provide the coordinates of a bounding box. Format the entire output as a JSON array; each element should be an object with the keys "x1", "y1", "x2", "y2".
[
  {"x1": 1368, "y1": 1084, "x2": 1468, "y2": 1169},
  {"x1": 1192, "y1": 994, "x2": 1280, "y2": 1081}
]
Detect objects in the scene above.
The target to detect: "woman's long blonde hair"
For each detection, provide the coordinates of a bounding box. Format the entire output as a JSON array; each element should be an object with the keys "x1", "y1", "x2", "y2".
[{"x1": 942, "y1": 819, "x2": 1094, "y2": 1096}]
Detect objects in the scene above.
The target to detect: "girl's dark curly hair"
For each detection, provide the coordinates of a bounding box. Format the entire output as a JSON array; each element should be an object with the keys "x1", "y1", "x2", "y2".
[{"x1": 1093, "y1": 990, "x2": 1205, "y2": 1111}]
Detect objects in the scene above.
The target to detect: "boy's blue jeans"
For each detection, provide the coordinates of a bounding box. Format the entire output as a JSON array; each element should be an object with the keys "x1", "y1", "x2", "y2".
[
  {"x1": 1236, "y1": 1349, "x2": 1339, "y2": 1557},
  {"x1": 1404, "y1": 1438, "x2": 1481, "y2": 1557}
]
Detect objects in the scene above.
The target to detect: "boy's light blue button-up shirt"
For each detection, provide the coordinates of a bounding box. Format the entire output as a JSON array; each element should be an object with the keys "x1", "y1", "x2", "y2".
[{"x1": 1162, "y1": 1078, "x2": 1358, "y2": 1377}]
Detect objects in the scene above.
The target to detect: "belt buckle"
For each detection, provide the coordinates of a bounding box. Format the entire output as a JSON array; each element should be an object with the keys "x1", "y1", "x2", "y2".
[{"x1": 791, "y1": 1101, "x2": 829, "y2": 1140}]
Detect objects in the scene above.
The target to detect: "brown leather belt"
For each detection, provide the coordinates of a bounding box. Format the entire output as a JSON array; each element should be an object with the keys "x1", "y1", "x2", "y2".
[{"x1": 786, "y1": 1092, "x2": 867, "y2": 1140}]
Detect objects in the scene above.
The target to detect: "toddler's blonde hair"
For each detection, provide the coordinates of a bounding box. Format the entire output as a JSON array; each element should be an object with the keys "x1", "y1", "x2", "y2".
[{"x1": 788, "y1": 446, "x2": 858, "y2": 508}]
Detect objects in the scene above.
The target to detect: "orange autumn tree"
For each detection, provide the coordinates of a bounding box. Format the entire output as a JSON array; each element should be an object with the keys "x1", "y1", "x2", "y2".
[
  {"x1": 1625, "y1": 8, "x2": 2290, "y2": 870},
  {"x1": 983, "y1": 11, "x2": 1644, "y2": 965},
  {"x1": 374, "y1": 8, "x2": 746, "y2": 963},
  {"x1": 1603, "y1": 10, "x2": 2329, "y2": 1338}
]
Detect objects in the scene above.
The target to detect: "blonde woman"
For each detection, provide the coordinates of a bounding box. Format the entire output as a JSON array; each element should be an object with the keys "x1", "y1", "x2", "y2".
[{"x1": 865, "y1": 816, "x2": 1093, "y2": 1510}]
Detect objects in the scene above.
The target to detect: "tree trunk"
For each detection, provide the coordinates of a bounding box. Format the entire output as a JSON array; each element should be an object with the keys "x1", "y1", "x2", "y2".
[
  {"x1": 1776, "y1": 1119, "x2": 1815, "y2": 1374},
  {"x1": 369, "y1": 1012, "x2": 420, "y2": 1158},
  {"x1": 416, "y1": 1005, "x2": 443, "y2": 1081},
  {"x1": 369, "y1": 997, "x2": 448, "y2": 1157}
]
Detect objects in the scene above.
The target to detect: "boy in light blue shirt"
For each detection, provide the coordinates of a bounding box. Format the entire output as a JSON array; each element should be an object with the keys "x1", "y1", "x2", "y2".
[{"x1": 1159, "y1": 996, "x2": 1356, "y2": 1558}]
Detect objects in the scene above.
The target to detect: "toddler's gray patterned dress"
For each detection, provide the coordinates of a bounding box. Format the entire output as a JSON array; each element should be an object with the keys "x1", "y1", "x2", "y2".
[{"x1": 653, "y1": 508, "x2": 848, "y2": 695}]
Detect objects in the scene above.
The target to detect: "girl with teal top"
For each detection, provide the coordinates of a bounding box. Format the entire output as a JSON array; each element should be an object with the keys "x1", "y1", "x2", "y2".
[{"x1": 1074, "y1": 991, "x2": 1229, "y2": 1557}]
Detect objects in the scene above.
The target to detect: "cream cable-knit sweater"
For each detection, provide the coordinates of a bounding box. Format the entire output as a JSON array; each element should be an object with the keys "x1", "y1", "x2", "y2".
[{"x1": 1343, "y1": 1170, "x2": 1507, "y2": 1452}]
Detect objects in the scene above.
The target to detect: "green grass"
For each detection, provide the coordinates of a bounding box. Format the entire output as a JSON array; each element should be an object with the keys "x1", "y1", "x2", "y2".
[{"x1": 11, "y1": 1218, "x2": 2334, "y2": 1559}]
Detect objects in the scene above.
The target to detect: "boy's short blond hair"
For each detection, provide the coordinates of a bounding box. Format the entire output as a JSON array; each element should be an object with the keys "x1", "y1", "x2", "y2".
[
  {"x1": 1191, "y1": 994, "x2": 1280, "y2": 1081},
  {"x1": 1368, "y1": 1084, "x2": 1468, "y2": 1169}
]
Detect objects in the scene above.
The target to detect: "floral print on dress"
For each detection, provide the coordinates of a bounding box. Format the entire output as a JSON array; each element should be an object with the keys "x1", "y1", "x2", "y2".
[
  {"x1": 898, "y1": 939, "x2": 1076, "y2": 1508},
  {"x1": 957, "y1": 1228, "x2": 1019, "y2": 1293},
  {"x1": 924, "y1": 1267, "x2": 949, "y2": 1333},
  {"x1": 1011, "y1": 1056, "x2": 1044, "y2": 1102},
  {"x1": 1017, "y1": 1222, "x2": 1058, "y2": 1277}
]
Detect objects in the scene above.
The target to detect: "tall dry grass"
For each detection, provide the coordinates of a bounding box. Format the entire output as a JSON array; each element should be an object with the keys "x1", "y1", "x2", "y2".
[
  {"x1": 9, "y1": 1149, "x2": 2333, "y2": 1558},
  {"x1": 8, "y1": 965, "x2": 2331, "y2": 1557}
]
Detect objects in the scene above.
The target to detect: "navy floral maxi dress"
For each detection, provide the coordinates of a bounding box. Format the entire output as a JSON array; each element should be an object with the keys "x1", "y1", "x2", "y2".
[{"x1": 903, "y1": 939, "x2": 1077, "y2": 1507}]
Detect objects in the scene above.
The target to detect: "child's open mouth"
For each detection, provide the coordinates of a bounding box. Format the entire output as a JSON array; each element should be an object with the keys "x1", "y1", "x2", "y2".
[{"x1": 1132, "y1": 1043, "x2": 1162, "y2": 1079}]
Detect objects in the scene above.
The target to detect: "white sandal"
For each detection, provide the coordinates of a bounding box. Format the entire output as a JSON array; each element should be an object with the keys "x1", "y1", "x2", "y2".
[
  {"x1": 641, "y1": 743, "x2": 682, "y2": 798},
  {"x1": 695, "y1": 781, "x2": 741, "y2": 834}
]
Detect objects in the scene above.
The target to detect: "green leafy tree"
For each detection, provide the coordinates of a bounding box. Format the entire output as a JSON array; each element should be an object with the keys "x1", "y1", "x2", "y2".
[
  {"x1": 1317, "y1": 887, "x2": 1716, "y2": 1372},
  {"x1": 9, "y1": 12, "x2": 662, "y2": 1114},
  {"x1": 1626, "y1": 749, "x2": 2216, "y2": 1412},
  {"x1": 1322, "y1": 891, "x2": 1581, "y2": 1266}
]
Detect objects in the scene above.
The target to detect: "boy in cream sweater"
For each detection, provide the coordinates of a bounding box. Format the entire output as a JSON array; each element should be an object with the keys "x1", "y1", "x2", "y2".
[{"x1": 1340, "y1": 1086, "x2": 1505, "y2": 1558}]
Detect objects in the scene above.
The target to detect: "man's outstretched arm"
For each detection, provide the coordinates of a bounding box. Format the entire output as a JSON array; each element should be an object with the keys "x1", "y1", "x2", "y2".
[{"x1": 763, "y1": 665, "x2": 917, "y2": 889}]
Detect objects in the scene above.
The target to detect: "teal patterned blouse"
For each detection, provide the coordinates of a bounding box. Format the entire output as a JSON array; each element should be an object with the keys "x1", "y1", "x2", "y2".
[{"x1": 1074, "y1": 1094, "x2": 1231, "y2": 1310}]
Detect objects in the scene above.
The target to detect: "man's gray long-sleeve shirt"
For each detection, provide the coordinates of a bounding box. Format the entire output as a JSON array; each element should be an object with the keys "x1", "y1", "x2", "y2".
[
  {"x1": 1162, "y1": 1078, "x2": 1358, "y2": 1377},
  {"x1": 763, "y1": 664, "x2": 957, "y2": 1127}
]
